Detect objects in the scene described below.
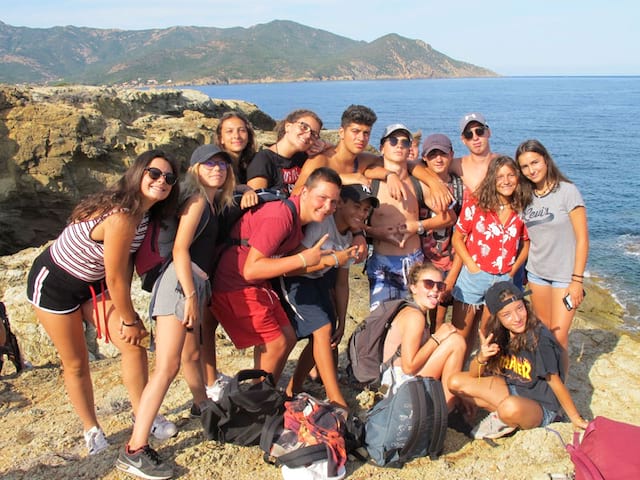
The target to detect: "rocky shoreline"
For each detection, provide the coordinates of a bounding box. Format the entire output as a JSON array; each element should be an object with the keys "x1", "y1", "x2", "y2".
[{"x1": 1, "y1": 244, "x2": 639, "y2": 479}]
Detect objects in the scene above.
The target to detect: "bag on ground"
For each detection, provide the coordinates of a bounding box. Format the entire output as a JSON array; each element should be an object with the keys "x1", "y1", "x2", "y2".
[
  {"x1": 565, "y1": 416, "x2": 640, "y2": 480},
  {"x1": 0, "y1": 301, "x2": 23, "y2": 375},
  {"x1": 260, "y1": 393, "x2": 347, "y2": 480},
  {"x1": 346, "y1": 299, "x2": 420, "y2": 385},
  {"x1": 201, "y1": 369, "x2": 286, "y2": 446},
  {"x1": 364, "y1": 376, "x2": 447, "y2": 467}
]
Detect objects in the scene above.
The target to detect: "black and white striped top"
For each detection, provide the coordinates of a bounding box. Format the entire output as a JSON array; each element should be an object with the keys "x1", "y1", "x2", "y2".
[{"x1": 50, "y1": 209, "x2": 149, "y2": 282}]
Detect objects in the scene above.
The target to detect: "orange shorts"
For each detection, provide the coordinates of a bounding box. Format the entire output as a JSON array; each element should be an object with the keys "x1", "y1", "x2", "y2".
[{"x1": 211, "y1": 286, "x2": 291, "y2": 349}]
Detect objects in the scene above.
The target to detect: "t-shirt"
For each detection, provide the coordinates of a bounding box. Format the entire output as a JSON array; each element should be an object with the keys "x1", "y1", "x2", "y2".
[
  {"x1": 522, "y1": 182, "x2": 585, "y2": 283},
  {"x1": 212, "y1": 195, "x2": 303, "y2": 291},
  {"x1": 246, "y1": 148, "x2": 308, "y2": 196},
  {"x1": 499, "y1": 325, "x2": 563, "y2": 412},
  {"x1": 301, "y1": 216, "x2": 353, "y2": 279},
  {"x1": 456, "y1": 196, "x2": 529, "y2": 274}
]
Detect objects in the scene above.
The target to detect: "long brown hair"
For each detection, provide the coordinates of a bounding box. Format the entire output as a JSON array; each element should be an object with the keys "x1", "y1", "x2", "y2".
[
  {"x1": 515, "y1": 139, "x2": 572, "y2": 192},
  {"x1": 474, "y1": 155, "x2": 529, "y2": 213},
  {"x1": 69, "y1": 149, "x2": 180, "y2": 223}
]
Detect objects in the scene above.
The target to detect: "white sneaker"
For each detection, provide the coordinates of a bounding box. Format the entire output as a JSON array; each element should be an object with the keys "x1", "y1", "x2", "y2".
[
  {"x1": 471, "y1": 411, "x2": 517, "y2": 439},
  {"x1": 206, "y1": 372, "x2": 232, "y2": 402},
  {"x1": 84, "y1": 426, "x2": 109, "y2": 455},
  {"x1": 150, "y1": 414, "x2": 178, "y2": 441}
]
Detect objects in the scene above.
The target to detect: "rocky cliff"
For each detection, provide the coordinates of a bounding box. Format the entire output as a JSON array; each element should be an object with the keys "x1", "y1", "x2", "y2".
[{"x1": 0, "y1": 85, "x2": 276, "y2": 256}]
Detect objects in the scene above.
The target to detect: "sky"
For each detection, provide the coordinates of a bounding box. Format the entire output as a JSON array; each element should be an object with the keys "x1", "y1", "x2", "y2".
[{"x1": 2, "y1": 0, "x2": 638, "y2": 76}]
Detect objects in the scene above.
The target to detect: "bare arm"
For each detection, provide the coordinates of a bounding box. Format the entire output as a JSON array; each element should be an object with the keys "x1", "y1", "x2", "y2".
[
  {"x1": 291, "y1": 155, "x2": 328, "y2": 195},
  {"x1": 567, "y1": 206, "x2": 589, "y2": 308},
  {"x1": 247, "y1": 176, "x2": 268, "y2": 190},
  {"x1": 172, "y1": 195, "x2": 206, "y2": 328},
  {"x1": 547, "y1": 373, "x2": 588, "y2": 429},
  {"x1": 410, "y1": 163, "x2": 453, "y2": 212},
  {"x1": 509, "y1": 239, "x2": 530, "y2": 278}
]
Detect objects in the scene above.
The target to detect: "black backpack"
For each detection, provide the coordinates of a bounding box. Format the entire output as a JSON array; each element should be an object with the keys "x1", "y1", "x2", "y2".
[
  {"x1": 364, "y1": 376, "x2": 448, "y2": 467},
  {"x1": 0, "y1": 302, "x2": 23, "y2": 375},
  {"x1": 200, "y1": 369, "x2": 286, "y2": 446},
  {"x1": 346, "y1": 299, "x2": 421, "y2": 385}
]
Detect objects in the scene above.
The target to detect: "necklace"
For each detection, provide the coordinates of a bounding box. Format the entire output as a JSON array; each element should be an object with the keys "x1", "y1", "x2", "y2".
[
  {"x1": 498, "y1": 203, "x2": 510, "y2": 211},
  {"x1": 534, "y1": 182, "x2": 554, "y2": 197}
]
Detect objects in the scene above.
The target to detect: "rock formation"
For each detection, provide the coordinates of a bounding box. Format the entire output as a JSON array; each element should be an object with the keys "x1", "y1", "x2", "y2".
[{"x1": 0, "y1": 85, "x2": 276, "y2": 256}]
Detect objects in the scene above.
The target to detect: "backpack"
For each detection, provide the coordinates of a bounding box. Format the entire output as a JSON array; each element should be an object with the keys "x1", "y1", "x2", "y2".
[
  {"x1": 364, "y1": 376, "x2": 448, "y2": 467},
  {"x1": 550, "y1": 416, "x2": 640, "y2": 480},
  {"x1": 260, "y1": 393, "x2": 347, "y2": 480},
  {"x1": 200, "y1": 369, "x2": 286, "y2": 446},
  {"x1": 0, "y1": 302, "x2": 23, "y2": 375},
  {"x1": 134, "y1": 203, "x2": 211, "y2": 292},
  {"x1": 346, "y1": 299, "x2": 421, "y2": 385}
]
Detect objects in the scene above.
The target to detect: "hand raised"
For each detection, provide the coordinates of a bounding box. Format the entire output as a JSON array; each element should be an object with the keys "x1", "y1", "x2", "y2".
[
  {"x1": 478, "y1": 330, "x2": 499, "y2": 360},
  {"x1": 300, "y1": 233, "x2": 330, "y2": 267}
]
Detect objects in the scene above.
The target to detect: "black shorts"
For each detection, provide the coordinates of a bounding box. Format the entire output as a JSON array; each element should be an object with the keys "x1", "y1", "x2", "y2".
[{"x1": 26, "y1": 247, "x2": 104, "y2": 314}]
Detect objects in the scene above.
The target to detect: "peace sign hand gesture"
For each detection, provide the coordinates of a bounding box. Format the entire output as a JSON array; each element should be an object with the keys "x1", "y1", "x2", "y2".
[
  {"x1": 477, "y1": 330, "x2": 500, "y2": 363},
  {"x1": 300, "y1": 233, "x2": 330, "y2": 267}
]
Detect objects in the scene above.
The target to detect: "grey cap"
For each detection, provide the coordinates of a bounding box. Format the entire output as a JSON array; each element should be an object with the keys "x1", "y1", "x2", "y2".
[
  {"x1": 422, "y1": 133, "x2": 453, "y2": 157},
  {"x1": 459, "y1": 112, "x2": 488, "y2": 134},
  {"x1": 190, "y1": 144, "x2": 231, "y2": 167},
  {"x1": 340, "y1": 184, "x2": 380, "y2": 208},
  {"x1": 380, "y1": 123, "x2": 413, "y2": 145}
]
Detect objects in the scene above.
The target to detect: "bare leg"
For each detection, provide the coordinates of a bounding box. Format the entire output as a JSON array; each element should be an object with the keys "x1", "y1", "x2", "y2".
[
  {"x1": 497, "y1": 395, "x2": 544, "y2": 429},
  {"x1": 287, "y1": 340, "x2": 313, "y2": 397},
  {"x1": 201, "y1": 307, "x2": 221, "y2": 387},
  {"x1": 448, "y1": 371, "x2": 510, "y2": 411},
  {"x1": 451, "y1": 300, "x2": 482, "y2": 363},
  {"x1": 128, "y1": 315, "x2": 186, "y2": 450},
  {"x1": 311, "y1": 324, "x2": 346, "y2": 408},
  {"x1": 181, "y1": 327, "x2": 207, "y2": 405},
  {"x1": 253, "y1": 323, "x2": 297, "y2": 382},
  {"x1": 36, "y1": 306, "x2": 99, "y2": 431}
]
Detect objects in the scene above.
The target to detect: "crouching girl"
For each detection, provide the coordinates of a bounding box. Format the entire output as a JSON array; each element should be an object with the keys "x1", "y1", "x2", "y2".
[{"x1": 448, "y1": 281, "x2": 588, "y2": 439}]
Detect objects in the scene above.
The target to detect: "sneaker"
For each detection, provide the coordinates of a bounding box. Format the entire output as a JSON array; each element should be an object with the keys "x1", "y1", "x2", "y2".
[
  {"x1": 206, "y1": 372, "x2": 231, "y2": 402},
  {"x1": 84, "y1": 426, "x2": 109, "y2": 455},
  {"x1": 116, "y1": 444, "x2": 172, "y2": 480},
  {"x1": 471, "y1": 411, "x2": 517, "y2": 439},
  {"x1": 150, "y1": 414, "x2": 178, "y2": 441},
  {"x1": 189, "y1": 403, "x2": 201, "y2": 418}
]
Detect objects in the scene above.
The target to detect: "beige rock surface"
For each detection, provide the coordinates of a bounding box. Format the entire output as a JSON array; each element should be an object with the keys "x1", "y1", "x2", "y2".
[{"x1": 0, "y1": 245, "x2": 638, "y2": 479}]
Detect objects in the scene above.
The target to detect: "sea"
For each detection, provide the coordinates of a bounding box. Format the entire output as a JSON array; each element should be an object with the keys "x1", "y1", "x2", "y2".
[{"x1": 186, "y1": 77, "x2": 640, "y2": 331}]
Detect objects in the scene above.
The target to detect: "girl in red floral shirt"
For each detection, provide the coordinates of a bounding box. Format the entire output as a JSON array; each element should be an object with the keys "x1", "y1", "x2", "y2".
[{"x1": 450, "y1": 155, "x2": 530, "y2": 361}]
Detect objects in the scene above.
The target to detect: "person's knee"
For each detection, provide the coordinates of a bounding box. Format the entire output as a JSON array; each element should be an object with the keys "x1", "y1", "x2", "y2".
[
  {"x1": 497, "y1": 396, "x2": 524, "y2": 423},
  {"x1": 153, "y1": 358, "x2": 182, "y2": 380},
  {"x1": 447, "y1": 372, "x2": 466, "y2": 394}
]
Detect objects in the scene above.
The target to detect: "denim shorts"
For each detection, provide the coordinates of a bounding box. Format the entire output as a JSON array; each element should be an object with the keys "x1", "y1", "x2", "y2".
[
  {"x1": 452, "y1": 266, "x2": 510, "y2": 306},
  {"x1": 507, "y1": 384, "x2": 559, "y2": 427},
  {"x1": 526, "y1": 271, "x2": 570, "y2": 289}
]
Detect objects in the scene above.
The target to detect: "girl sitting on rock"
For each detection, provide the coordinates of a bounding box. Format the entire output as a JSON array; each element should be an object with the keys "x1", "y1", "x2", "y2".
[{"x1": 448, "y1": 281, "x2": 588, "y2": 439}]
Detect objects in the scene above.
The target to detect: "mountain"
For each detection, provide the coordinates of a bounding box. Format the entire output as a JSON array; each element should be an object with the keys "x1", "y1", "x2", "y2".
[{"x1": 0, "y1": 20, "x2": 497, "y2": 85}]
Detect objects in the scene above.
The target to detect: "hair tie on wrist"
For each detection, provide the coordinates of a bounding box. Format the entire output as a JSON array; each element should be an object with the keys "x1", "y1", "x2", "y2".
[
  {"x1": 431, "y1": 335, "x2": 441, "y2": 346},
  {"x1": 297, "y1": 252, "x2": 307, "y2": 268}
]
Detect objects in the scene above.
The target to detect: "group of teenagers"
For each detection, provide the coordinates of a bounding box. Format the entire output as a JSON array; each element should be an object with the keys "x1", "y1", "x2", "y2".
[{"x1": 25, "y1": 104, "x2": 591, "y2": 479}]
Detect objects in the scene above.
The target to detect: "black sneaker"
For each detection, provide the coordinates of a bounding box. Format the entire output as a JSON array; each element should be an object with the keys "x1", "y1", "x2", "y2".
[{"x1": 116, "y1": 444, "x2": 172, "y2": 480}]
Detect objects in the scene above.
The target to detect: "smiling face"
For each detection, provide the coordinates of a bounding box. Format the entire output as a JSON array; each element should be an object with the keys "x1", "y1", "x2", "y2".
[
  {"x1": 141, "y1": 156, "x2": 175, "y2": 207},
  {"x1": 218, "y1": 116, "x2": 249, "y2": 156},
  {"x1": 300, "y1": 179, "x2": 340, "y2": 224},
  {"x1": 517, "y1": 150, "x2": 548, "y2": 189},
  {"x1": 285, "y1": 115, "x2": 321, "y2": 152},
  {"x1": 425, "y1": 149, "x2": 453, "y2": 177},
  {"x1": 495, "y1": 164, "x2": 518, "y2": 201},
  {"x1": 496, "y1": 299, "x2": 528, "y2": 336},
  {"x1": 336, "y1": 197, "x2": 374, "y2": 232},
  {"x1": 409, "y1": 268, "x2": 444, "y2": 311},
  {"x1": 197, "y1": 154, "x2": 229, "y2": 189}
]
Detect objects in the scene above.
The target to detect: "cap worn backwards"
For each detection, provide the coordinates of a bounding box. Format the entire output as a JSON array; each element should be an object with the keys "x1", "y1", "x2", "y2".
[{"x1": 485, "y1": 281, "x2": 526, "y2": 315}]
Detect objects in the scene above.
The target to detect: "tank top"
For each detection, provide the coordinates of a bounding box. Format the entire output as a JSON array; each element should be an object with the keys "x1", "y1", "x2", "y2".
[{"x1": 50, "y1": 209, "x2": 148, "y2": 282}]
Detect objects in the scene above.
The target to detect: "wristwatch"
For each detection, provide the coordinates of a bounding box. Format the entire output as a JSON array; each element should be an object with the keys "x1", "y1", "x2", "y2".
[{"x1": 417, "y1": 221, "x2": 425, "y2": 236}]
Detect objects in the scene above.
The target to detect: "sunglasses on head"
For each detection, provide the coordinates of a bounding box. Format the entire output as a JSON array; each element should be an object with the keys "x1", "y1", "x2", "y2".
[
  {"x1": 462, "y1": 126, "x2": 487, "y2": 140},
  {"x1": 296, "y1": 121, "x2": 320, "y2": 140},
  {"x1": 144, "y1": 167, "x2": 177, "y2": 186},
  {"x1": 386, "y1": 136, "x2": 411, "y2": 148},
  {"x1": 421, "y1": 279, "x2": 446, "y2": 291},
  {"x1": 201, "y1": 159, "x2": 228, "y2": 170}
]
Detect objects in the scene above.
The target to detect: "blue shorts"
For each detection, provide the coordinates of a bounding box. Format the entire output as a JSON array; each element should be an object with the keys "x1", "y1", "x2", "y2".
[
  {"x1": 526, "y1": 271, "x2": 570, "y2": 289},
  {"x1": 452, "y1": 266, "x2": 510, "y2": 306},
  {"x1": 278, "y1": 271, "x2": 337, "y2": 339},
  {"x1": 507, "y1": 384, "x2": 560, "y2": 427},
  {"x1": 366, "y1": 248, "x2": 424, "y2": 311}
]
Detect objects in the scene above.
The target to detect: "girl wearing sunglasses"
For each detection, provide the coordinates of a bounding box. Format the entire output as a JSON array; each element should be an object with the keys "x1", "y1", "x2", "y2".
[
  {"x1": 380, "y1": 262, "x2": 465, "y2": 410},
  {"x1": 26, "y1": 150, "x2": 180, "y2": 456},
  {"x1": 120, "y1": 145, "x2": 236, "y2": 478}
]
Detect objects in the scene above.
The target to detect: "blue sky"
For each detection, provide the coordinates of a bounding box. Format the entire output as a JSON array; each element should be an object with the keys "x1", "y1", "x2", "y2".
[{"x1": 2, "y1": 0, "x2": 637, "y2": 76}]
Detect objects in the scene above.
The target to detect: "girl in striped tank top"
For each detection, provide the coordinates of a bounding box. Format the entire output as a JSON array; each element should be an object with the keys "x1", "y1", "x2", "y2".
[{"x1": 26, "y1": 149, "x2": 180, "y2": 456}]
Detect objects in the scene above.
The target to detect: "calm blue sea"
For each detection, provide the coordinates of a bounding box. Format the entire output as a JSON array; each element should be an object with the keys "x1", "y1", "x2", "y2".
[{"x1": 188, "y1": 77, "x2": 640, "y2": 330}]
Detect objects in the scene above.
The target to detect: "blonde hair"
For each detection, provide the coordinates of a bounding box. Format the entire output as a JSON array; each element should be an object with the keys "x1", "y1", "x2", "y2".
[{"x1": 181, "y1": 161, "x2": 236, "y2": 213}]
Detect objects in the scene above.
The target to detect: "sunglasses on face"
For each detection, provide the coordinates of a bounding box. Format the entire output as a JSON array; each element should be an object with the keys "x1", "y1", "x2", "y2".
[
  {"x1": 387, "y1": 136, "x2": 411, "y2": 148},
  {"x1": 144, "y1": 167, "x2": 177, "y2": 186},
  {"x1": 201, "y1": 159, "x2": 228, "y2": 170},
  {"x1": 462, "y1": 126, "x2": 487, "y2": 140},
  {"x1": 297, "y1": 121, "x2": 320, "y2": 140},
  {"x1": 421, "y1": 278, "x2": 446, "y2": 291}
]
